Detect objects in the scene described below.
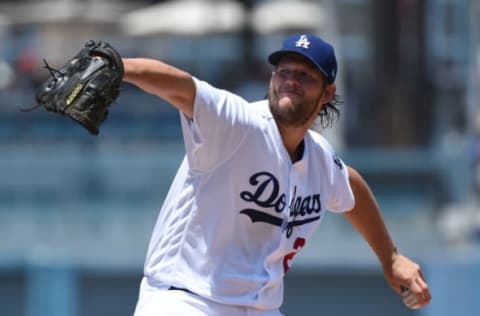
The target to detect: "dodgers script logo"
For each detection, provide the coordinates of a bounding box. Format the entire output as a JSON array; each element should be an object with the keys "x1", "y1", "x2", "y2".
[{"x1": 239, "y1": 171, "x2": 322, "y2": 238}]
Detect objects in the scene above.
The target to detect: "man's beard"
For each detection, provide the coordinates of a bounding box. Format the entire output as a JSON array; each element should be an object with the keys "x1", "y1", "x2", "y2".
[{"x1": 268, "y1": 87, "x2": 321, "y2": 128}]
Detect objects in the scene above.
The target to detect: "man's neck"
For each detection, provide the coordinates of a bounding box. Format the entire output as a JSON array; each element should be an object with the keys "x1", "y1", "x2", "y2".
[{"x1": 278, "y1": 124, "x2": 307, "y2": 163}]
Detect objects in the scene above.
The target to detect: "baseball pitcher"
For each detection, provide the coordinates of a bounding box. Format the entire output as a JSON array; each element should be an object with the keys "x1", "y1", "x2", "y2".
[{"x1": 33, "y1": 34, "x2": 431, "y2": 315}]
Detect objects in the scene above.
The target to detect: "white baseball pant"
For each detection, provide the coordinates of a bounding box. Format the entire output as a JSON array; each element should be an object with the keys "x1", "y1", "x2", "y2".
[{"x1": 133, "y1": 277, "x2": 284, "y2": 316}]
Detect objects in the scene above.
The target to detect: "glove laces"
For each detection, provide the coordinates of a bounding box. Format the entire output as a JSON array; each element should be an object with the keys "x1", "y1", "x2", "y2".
[
  {"x1": 20, "y1": 59, "x2": 63, "y2": 112},
  {"x1": 42, "y1": 58, "x2": 64, "y2": 82}
]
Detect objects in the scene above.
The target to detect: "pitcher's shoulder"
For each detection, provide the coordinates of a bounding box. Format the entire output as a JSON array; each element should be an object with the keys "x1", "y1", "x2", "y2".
[{"x1": 307, "y1": 130, "x2": 336, "y2": 153}]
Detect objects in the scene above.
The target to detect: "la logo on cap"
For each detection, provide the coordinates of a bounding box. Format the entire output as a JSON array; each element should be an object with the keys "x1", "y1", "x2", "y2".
[{"x1": 295, "y1": 35, "x2": 310, "y2": 49}]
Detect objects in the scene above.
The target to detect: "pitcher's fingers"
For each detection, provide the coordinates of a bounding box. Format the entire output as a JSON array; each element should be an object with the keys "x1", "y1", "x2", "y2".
[{"x1": 415, "y1": 277, "x2": 431, "y2": 301}]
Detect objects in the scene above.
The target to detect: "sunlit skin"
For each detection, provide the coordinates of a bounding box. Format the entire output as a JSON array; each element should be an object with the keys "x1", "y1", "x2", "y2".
[{"x1": 268, "y1": 54, "x2": 335, "y2": 129}]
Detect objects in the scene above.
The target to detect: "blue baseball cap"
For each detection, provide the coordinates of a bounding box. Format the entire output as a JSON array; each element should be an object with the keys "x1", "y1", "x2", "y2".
[{"x1": 268, "y1": 34, "x2": 338, "y2": 84}]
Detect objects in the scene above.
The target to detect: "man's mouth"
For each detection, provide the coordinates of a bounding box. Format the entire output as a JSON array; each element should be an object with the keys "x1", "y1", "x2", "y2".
[{"x1": 278, "y1": 90, "x2": 302, "y2": 98}]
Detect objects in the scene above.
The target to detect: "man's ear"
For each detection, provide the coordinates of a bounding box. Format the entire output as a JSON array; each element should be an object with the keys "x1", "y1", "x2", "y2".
[{"x1": 321, "y1": 83, "x2": 336, "y2": 103}]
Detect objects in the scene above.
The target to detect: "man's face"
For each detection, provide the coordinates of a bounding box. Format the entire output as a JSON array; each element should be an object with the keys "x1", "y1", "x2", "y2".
[{"x1": 268, "y1": 54, "x2": 327, "y2": 128}]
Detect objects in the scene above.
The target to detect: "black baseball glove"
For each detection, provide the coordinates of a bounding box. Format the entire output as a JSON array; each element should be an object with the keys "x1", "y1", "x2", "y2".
[{"x1": 28, "y1": 40, "x2": 124, "y2": 135}]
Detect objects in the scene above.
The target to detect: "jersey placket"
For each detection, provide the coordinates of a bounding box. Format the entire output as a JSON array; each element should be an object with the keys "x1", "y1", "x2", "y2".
[{"x1": 285, "y1": 159, "x2": 307, "y2": 239}]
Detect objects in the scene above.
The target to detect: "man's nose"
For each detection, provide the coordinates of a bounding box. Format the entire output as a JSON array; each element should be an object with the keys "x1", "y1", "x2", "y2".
[{"x1": 283, "y1": 72, "x2": 301, "y2": 86}]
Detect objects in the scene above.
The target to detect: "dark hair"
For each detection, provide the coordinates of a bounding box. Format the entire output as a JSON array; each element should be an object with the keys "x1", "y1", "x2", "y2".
[{"x1": 317, "y1": 94, "x2": 342, "y2": 129}]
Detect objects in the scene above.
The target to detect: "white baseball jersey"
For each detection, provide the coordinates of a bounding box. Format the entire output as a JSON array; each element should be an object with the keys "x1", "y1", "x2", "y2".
[{"x1": 142, "y1": 78, "x2": 355, "y2": 310}]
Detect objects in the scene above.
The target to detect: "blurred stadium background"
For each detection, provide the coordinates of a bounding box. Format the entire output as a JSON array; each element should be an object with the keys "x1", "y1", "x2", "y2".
[{"x1": 0, "y1": 0, "x2": 479, "y2": 315}]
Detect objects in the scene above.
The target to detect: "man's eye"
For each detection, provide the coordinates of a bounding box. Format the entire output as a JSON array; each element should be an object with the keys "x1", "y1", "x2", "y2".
[
  {"x1": 276, "y1": 68, "x2": 316, "y2": 84},
  {"x1": 299, "y1": 72, "x2": 314, "y2": 83}
]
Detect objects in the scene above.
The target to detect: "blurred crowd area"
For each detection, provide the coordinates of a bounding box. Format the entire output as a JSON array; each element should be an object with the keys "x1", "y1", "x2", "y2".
[
  {"x1": 0, "y1": 0, "x2": 478, "y2": 145},
  {"x1": 0, "y1": 0, "x2": 479, "y2": 266}
]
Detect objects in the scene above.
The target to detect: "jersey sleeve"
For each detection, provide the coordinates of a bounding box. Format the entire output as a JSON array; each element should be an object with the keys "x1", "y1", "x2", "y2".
[
  {"x1": 325, "y1": 152, "x2": 355, "y2": 213},
  {"x1": 180, "y1": 78, "x2": 252, "y2": 172}
]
